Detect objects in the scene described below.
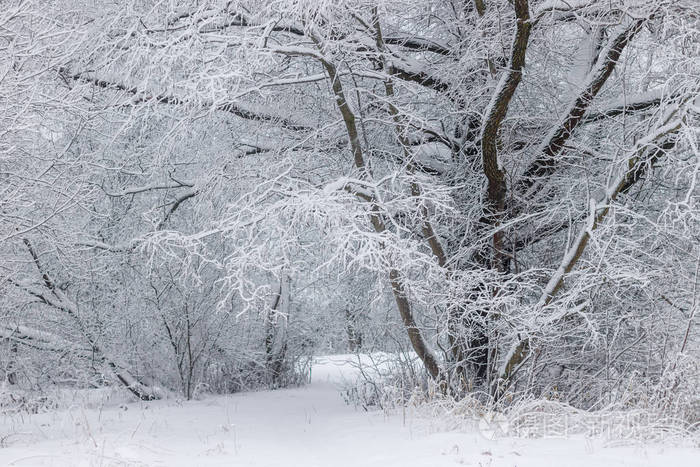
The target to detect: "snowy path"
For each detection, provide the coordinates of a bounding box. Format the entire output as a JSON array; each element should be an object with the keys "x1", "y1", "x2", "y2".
[{"x1": 0, "y1": 357, "x2": 696, "y2": 466}]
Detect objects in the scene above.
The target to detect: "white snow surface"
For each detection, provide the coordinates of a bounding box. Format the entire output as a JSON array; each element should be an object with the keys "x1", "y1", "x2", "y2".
[{"x1": 0, "y1": 355, "x2": 697, "y2": 466}]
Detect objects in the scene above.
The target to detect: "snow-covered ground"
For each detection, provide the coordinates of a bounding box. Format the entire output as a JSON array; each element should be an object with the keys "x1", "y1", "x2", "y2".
[{"x1": 0, "y1": 356, "x2": 697, "y2": 467}]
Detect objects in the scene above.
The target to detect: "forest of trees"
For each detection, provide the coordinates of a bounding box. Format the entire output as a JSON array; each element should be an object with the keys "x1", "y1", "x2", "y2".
[{"x1": 1, "y1": 0, "x2": 698, "y2": 425}]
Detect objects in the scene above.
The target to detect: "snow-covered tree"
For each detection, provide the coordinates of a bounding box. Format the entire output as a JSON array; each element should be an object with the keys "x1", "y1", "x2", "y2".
[{"x1": 1, "y1": 0, "x2": 698, "y2": 414}]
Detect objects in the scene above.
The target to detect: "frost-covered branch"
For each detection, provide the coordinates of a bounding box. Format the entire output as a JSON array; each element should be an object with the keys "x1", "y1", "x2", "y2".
[
  {"x1": 517, "y1": 19, "x2": 645, "y2": 198},
  {"x1": 500, "y1": 110, "x2": 687, "y2": 387},
  {"x1": 61, "y1": 68, "x2": 313, "y2": 131}
]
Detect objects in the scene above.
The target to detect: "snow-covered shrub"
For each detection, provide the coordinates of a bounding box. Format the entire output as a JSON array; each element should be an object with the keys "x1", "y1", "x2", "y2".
[
  {"x1": 342, "y1": 352, "x2": 699, "y2": 444},
  {"x1": 339, "y1": 352, "x2": 430, "y2": 411},
  {"x1": 0, "y1": 385, "x2": 58, "y2": 415}
]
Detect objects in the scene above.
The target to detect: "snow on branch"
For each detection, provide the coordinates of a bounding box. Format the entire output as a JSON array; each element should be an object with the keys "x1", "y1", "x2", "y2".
[
  {"x1": 582, "y1": 89, "x2": 672, "y2": 123},
  {"x1": 383, "y1": 35, "x2": 452, "y2": 56},
  {"x1": 517, "y1": 19, "x2": 645, "y2": 199},
  {"x1": 0, "y1": 324, "x2": 90, "y2": 355},
  {"x1": 60, "y1": 68, "x2": 313, "y2": 131},
  {"x1": 15, "y1": 238, "x2": 161, "y2": 401},
  {"x1": 500, "y1": 108, "x2": 688, "y2": 387},
  {"x1": 101, "y1": 181, "x2": 194, "y2": 198}
]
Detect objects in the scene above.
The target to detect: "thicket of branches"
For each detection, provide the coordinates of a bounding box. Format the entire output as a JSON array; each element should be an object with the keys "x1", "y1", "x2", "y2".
[{"x1": 1, "y1": 0, "x2": 698, "y2": 423}]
